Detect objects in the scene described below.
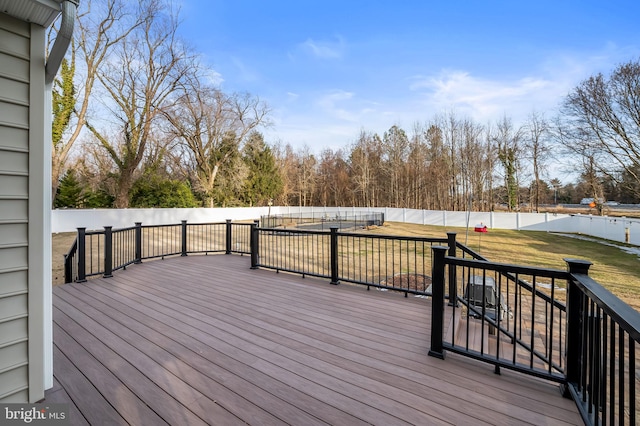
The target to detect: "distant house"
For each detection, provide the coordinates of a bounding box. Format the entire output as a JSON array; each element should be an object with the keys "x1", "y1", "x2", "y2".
[{"x1": 0, "y1": 0, "x2": 76, "y2": 403}]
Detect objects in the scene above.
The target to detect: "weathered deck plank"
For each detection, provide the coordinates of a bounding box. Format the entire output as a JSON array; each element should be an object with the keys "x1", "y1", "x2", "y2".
[{"x1": 48, "y1": 254, "x2": 582, "y2": 425}]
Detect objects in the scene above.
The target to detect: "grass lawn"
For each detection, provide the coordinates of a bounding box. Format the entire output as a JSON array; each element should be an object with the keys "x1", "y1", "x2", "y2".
[
  {"x1": 52, "y1": 221, "x2": 640, "y2": 311},
  {"x1": 368, "y1": 222, "x2": 640, "y2": 312}
]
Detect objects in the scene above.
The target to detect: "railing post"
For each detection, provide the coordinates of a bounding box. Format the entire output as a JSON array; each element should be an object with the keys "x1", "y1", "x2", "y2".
[
  {"x1": 134, "y1": 222, "x2": 142, "y2": 264},
  {"x1": 330, "y1": 226, "x2": 339, "y2": 285},
  {"x1": 563, "y1": 258, "x2": 592, "y2": 397},
  {"x1": 250, "y1": 220, "x2": 259, "y2": 269},
  {"x1": 181, "y1": 220, "x2": 188, "y2": 256},
  {"x1": 447, "y1": 232, "x2": 458, "y2": 306},
  {"x1": 104, "y1": 226, "x2": 113, "y2": 278},
  {"x1": 429, "y1": 246, "x2": 448, "y2": 359},
  {"x1": 225, "y1": 219, "x2": 232, "y2": 254},
  {"x1": 77, "y1": 227, "x2": 86, "y2": 283},
  {"x1": 64, "y1": 253, "x2": 72, "y2": 284}
]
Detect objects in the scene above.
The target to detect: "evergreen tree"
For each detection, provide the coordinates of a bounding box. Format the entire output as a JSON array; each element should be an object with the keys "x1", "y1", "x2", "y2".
[
  {"x1": 54, "y1": 170, "x2": 83, "y2": 208},
  {"x1": 130, "y1": 174, "x2": 198, "y2": 208},
  {"x1": 242, "y1": 132, "x2": 283, "y2": 206}
]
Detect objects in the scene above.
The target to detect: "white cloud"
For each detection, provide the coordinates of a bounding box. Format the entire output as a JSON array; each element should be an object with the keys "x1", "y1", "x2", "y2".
[
  {"x1": 203, "y1": 68, "x2": 224, "y2": 86},
  {"x1": 300, "y1": 36, "x2": 346, "y2": 59},
  {"x1": 409, "y1": 70, "x2": 567, "y2": 123}
]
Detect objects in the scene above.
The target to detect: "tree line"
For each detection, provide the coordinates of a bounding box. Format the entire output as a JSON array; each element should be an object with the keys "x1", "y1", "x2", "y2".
[{"x1": 52, "y1": 1, "x2": 640, "y2": 211}]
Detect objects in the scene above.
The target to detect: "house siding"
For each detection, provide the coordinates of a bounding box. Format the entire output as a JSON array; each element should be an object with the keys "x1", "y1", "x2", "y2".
[{"x1": 0, "y1": 12, "x2": 30, "y2": 402}]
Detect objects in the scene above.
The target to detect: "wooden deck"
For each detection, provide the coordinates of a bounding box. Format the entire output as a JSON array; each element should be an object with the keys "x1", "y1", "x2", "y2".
[{"x1": 48, "y1": 254, "x2": 582, "y2": 425}]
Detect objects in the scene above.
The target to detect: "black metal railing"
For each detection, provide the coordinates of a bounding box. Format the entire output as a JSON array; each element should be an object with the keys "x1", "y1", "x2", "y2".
[
  {"x1": 429, "y1": 246, "x2": 640, "y2": 425},
  {"x1": 251, "y1": 225, "x2": 450, "y2": 296},
  {"x1": 64, "y1": 220, "x2": 252, "y2": 283},
  {"x1": 564, "y1": 261, "x2": 640, "y2": 425}
]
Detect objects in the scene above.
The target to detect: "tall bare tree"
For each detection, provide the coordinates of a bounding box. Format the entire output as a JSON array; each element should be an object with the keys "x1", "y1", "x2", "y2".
[
  {"x1": 163, "y1": 78, "x2": 269, "y2": 207},
  {"x1": 85, "y1": 0, "x2": 191, "y2": 207},
  {"x1": 51, "y1": 0, "x2": 142, "y2": 205},
  {"x1": 559, "y1": 58, "x2": 640, "y2": 199},
  {"x1": 493, "y1": 116, "x2": 523, "y2": 211},
  {"x1": 349, "y1": 131, "x2": 383, "y2": 207},
  {"x1": 524, "y1": 111, "x2": 551, "y2": 211}
]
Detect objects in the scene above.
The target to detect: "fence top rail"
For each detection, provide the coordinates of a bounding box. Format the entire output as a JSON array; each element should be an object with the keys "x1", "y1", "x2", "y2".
[
  {"x1": 571, "y1": 272, "x2": 640, "y2": 342},
  {"x1": 84, "y1": 229, "x2": 105, "y2": 236}
]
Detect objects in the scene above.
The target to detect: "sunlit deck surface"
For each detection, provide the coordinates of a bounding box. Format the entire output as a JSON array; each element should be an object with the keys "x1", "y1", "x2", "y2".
[{"x1": 48, "y1": 255, "x2": 582, "y2": 425}]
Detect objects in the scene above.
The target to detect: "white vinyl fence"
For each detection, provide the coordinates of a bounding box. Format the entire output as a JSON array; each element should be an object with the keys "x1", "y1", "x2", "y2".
[{"x1": 52, "y1": 206, "x2": 640, "y2": 246}]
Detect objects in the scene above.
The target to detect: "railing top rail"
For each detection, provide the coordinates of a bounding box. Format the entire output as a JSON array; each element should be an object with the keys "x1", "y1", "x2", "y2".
[
  {"x1": 338, "y1": 231, "x2": 448, "y2": 243},
  {"x1": 571, "y1": 272, "x2": 640, "y2": 342},
  {"x1": 65, "y1": 237, "x2": 77, "y2": 258},
  {"x1": 111, "y1": 225, "x2": 137, "y2": 232},
  {"x1": 85, "y1": 229, "x2": 106, "y2": 236},
  {"x1": 456, "y1": 242, "x2": 486, "y2": 260},
  {"x1": 140, "y1": 223, "x2": 182, "y2": 229},
  {"x1": 446, "y1": 255, "x2": 569, "y2": 309},
  {"x1": 257, "y1": 227, "x2": 329, "y2": 236},
  {"x1": 446, "y1": 255, "x2": 570, "y2": 280},
  {"x1": 259, "y1": 225, "x2": 450, "y2": 244}
]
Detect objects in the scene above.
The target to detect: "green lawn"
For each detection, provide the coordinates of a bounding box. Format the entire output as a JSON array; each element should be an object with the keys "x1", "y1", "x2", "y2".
[{"x1": 368, "y1": 222, "x2": 640, "y2": 311}]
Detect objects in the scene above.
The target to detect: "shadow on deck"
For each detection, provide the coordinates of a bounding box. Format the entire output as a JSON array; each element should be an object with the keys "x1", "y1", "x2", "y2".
[{"x1": 48, "y1": 255, "x2": 581, "y2": 425}]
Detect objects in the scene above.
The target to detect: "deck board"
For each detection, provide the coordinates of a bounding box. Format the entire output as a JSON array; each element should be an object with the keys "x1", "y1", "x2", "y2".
[{"x1": 48, "y1": 254, "x2": 582, "y2": 425}]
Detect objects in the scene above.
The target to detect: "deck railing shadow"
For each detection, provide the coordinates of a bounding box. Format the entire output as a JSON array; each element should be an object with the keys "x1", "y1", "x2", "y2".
[{"x1": 63, "y1": 220, "x2": 640, "y2": 425}]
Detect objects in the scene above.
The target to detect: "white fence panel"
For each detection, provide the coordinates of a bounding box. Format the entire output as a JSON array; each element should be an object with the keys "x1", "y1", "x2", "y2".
[
  {"x1": 52, "y1": 207, "x2": 268, "y2": 233},
  {"x1": 491, "y1": 213, "x2": 518, "y2": 229},
  {"x1": 52, "y1": 207, "x2": 640, "y2": 247},
  {"x1": 445, "y1": 212, "x2": 472, "y2": 227},
  {"x1": 404, "y1": 208, "x2": 423, "y2": 224}
]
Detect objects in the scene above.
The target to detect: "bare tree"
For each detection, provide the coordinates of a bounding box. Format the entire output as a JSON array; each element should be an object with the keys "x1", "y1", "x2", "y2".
[
  {"x1": 51, "y1": 0, "x2": 142, "y2": 205},
  {"x1": 163, "y1": 77, "x2": 269, "y2": 207},
  {"x1": 349, "y1": 131, "x2": 383, "y2": 207},
  {"x1": 559, "y1": 58, "x2": 640, "y2": 199},
  {"x1": 524, "y1": 111, "x2": 551, "y2": 211},
  {"x1": 85, "y1": 0, "x2": 191, "y2": 207},
  {"x1": 493, "y1": 116, "x2": 523, "y2": 211}
]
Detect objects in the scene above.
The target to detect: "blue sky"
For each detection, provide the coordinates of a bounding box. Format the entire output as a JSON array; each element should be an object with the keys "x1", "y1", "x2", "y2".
[{"x1": 178, "y1": 1, "x2": 640, "y2": 155}]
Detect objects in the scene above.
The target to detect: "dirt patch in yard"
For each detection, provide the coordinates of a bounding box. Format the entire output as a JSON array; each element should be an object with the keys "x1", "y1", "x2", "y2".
[{"x1": 52, "y1": 232, "x2": 77, "y2": 286}]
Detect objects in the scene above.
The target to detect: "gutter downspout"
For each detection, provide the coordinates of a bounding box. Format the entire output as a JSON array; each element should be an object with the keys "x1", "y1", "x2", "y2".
[{"x1": 45, "y1": 0, "x2": 78, "y2": 85}]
